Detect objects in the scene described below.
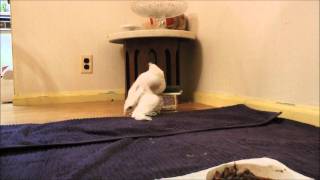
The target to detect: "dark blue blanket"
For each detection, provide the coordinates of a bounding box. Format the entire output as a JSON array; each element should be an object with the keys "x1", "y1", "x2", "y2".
[{"x1": 0, "y1": 105, "x2": 319, "y2": 179}]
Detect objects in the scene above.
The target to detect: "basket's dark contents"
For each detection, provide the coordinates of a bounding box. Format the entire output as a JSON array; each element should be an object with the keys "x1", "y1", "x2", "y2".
[{"x1": 212, "y1": 164, "x2": 272, "y2": 180}]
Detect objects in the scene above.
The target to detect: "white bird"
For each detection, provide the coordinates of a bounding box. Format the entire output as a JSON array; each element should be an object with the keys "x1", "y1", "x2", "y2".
[
  {"x1": 124, "y1": 63, "x2": 166, "y2": 121},
  {"x1": 131, "y1": 92, "x2": 163, "y2": 121}
]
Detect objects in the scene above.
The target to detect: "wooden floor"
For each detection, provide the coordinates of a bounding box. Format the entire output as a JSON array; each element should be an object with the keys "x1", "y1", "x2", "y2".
[{"x1": 0, "y1": 101, "x2": 212, "y2": 125}]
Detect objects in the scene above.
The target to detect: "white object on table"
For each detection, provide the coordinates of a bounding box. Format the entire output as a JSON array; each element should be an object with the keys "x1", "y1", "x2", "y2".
[
  {"x1": 131, "y1": 0, "x2": 188, "y2": 28},
  {"x1": 131, "y1": 0, "x2": 188, "y2": 18}
]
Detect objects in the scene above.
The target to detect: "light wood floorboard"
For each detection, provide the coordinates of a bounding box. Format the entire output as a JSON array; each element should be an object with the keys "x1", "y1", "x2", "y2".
[{"x1": 0, "y1": 101, "x2": 212, "y2": 125}]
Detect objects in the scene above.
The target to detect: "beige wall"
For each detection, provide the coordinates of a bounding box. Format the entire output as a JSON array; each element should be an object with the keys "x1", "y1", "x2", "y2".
[
  {"x1": 11, "y1": 1, "x2": 142, "y2": 96},
  {"x1": 12, "y1": 1, "x2": 319, "y2": 106},
  {"x1": 184, "y1": 1, "x2": 319, "y2": 106}
]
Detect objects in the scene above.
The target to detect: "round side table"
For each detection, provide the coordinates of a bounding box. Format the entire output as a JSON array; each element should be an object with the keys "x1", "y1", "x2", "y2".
[{"x1": 108, "y1": 29, "x2": 196, "y2": 95}]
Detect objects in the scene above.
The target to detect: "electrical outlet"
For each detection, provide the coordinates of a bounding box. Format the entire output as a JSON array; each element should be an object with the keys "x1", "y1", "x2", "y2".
[{"x1": 81, "y1": 55, "x2": 93, "y2": 74}]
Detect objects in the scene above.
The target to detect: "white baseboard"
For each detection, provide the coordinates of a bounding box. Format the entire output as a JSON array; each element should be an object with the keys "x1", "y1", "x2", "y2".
[
  {"x1": 11, "y1": 89, "x2": 319, "y2": 127},
  {"x1": 13, "y1": 89, "x2": 125, "y2": 106},
  {"x1": 194, "y1": 91, "x2": 319, "y2": 127}
]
